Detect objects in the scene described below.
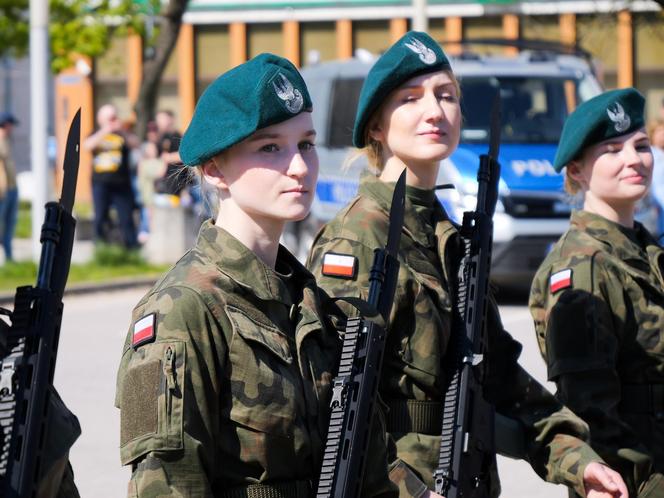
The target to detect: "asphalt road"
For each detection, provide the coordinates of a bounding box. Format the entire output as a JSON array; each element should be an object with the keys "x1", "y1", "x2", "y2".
[{"x1": 52, "y1": 287, "x2": 568, "y2": 498}]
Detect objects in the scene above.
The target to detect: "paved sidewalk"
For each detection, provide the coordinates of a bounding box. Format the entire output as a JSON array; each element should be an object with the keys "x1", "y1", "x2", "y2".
[
  {"x1": 2, "y1": 237, "x2": 95, "y2": 265},
  {"x1": 0, "y1": 238, "x2": 159, "y2": 304}
]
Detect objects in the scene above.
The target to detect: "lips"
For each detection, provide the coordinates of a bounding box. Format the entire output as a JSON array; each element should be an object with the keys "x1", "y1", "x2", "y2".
[
  {"x1": 621, "y1": 174, "x2": 645, "y2": 183},
  {"x1": 283, "y1": 185, "x2": 308, "y2": 194},
  {"x1": 419, "y1": 129, "x2": 444, "y2": 136}
]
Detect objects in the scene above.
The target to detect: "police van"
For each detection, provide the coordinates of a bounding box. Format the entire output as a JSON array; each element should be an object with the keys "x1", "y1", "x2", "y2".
[{"x1": 291, "y1": 42, "x2": 658, "y2": 288}]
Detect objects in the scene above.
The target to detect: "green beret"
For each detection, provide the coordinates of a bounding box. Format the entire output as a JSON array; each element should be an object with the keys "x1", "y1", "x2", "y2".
[
  {"x1": 553, "y1": 87, "x2": 645, "y2": 172},
  {"x1": 353, "y1": 31, "x2": 452, "y2": 148},
  {"x1": 180, "y1": 53, "x2": 312, "y2": 166}
]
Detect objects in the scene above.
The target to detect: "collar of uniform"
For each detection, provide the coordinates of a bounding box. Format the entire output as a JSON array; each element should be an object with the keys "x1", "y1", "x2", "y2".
[
  {"x1": 570, "y1": 210, "x2": 653, "y2": 263},
  {"x1": 197, "y1": 219, "x2": 294, "y2": 304},
  {"x1": 358, "y1": 172, "x2": 436, "y2": 247}
]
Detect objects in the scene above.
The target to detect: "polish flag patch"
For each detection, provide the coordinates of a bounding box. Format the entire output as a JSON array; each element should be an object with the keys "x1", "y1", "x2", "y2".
[
  {"x1": 550, "y1": 269, "x2": 573, "y2": 293},
  {"x1": 132, "y1": 314, "x2": 156, "y2": 348},
  {"x1": 322, "y1": 253, "x2": 357, "y2": 279}
]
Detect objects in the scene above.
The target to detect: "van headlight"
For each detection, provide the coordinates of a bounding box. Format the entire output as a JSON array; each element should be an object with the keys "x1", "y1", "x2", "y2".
[{"x1": 438, "y1": 178, "x2": 506, "y2": 224}]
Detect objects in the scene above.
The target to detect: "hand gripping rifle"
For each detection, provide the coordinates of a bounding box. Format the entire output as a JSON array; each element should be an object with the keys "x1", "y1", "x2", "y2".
[
  {"x1": 433, "y1": 95, "x2": 501, "y2": 498},
  {"x1": 0, "y1": 109, "x2": 81, "y2": 498},
  {"x1": 316, "y1": 169, "x2": 406, "y2": 498}
]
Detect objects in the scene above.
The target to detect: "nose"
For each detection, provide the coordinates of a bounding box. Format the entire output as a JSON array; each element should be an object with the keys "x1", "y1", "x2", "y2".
[
  {"x1": 423, "y1": 91, "x2": 444, "y2": 123},
  {"x1": 622, "y1": 143, "x2": 643, "y2": 167},
  {"x1": 287, "y1": 149, "x2": 309, "y2": 179}
]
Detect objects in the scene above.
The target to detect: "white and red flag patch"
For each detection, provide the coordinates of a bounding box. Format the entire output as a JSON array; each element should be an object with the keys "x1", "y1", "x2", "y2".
[
  {"x1": 132, "y1": 313, "x2": 156, "y2": 347},
  {"x1": 322, "y1": 253, "x2": 357, "y2": 279},
  {"x1": 550, "y1": 269, "x2": 573, "y2": 293}
]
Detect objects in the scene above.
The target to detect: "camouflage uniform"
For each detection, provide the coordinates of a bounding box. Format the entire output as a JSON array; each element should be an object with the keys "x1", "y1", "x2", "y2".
[
  {"x1": 530, "y1": 209, "x2": 664, "y2": 497},
  {"x1": 116, "y1": 220, "x2": 396, "y2": 497},
  {"x1": 308, "y1": 174, "x2": 603, "y2": 497}
]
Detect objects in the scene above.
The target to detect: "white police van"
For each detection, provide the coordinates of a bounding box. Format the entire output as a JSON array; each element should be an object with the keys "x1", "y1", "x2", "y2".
[{"x1": 291, "y1": 42, "x2": 658, "y2": 289}]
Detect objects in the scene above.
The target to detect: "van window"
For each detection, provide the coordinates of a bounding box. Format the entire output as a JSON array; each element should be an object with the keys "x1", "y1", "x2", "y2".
[
  {"x1": 460, "y1": 76, "x2": 577, "y2": 144},
  {"x1": 327, "y1": 78, "x2": 364, "y2": 148}
]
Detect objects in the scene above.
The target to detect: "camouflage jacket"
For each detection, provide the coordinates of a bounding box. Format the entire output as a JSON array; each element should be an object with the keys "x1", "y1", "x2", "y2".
[
  {"x1": 115, "y1": 220, "x2": 396, "y2": 498},
  {"x1": 308, "y1": 174, "x2": 602, "y2": 497},
  {"x1": 530, "y1": 209, "x2": 664, "y2": 497}
]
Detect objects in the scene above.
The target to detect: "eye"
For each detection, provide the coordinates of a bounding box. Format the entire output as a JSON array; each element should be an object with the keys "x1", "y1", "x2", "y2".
[
  {"x1": 602, "y1": 144, "x2": 620, "y2": 154},
  {"x1": 299, "y1": 140, "x2": 316, "y2": 151},
  {"x1": 401, "y1": 94, "x2": 418, "y2": 104},
  {"x1": 260, "y1": 143, "x2": 279, "y2": 153},
  {"x1": 438, "y1": 92, "x2": 458, "y2": 103}
]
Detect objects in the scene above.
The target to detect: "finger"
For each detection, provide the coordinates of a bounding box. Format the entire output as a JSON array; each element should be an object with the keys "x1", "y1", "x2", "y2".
[
  {"x1": 593, "y1": 467, "x2": 619, "y2": 492},
  {"x1": 611, "y1": 471, "x2": 629, "y2": 498}
]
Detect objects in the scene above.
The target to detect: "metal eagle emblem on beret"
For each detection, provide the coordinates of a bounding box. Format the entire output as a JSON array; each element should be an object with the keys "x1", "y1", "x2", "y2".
[
  {"x1": 404, "y1": 37, "x2": 437, "y2": 65},
  {"x1": 606, "y1": 102, "x2": 631, "y2": 133},
  {"x1": 273, "y1": 73, "x2": 304, "y2": 114}
]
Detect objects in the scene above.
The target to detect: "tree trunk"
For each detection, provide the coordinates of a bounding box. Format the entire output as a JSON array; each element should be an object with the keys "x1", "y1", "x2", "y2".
[{"x1": 133, "y1": 0, "x2": 190, "y2": 141}]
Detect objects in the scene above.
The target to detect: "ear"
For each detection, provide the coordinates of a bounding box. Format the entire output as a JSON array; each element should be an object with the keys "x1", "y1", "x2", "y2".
[
  {"x1": 367, "y1": 118, "x2": 385, "y2": 144},
  {"x1": 566, "y1": 160, "x2": 589, "y2": 188},
  {"x1": 201, "y1": 158, "x2": 229, "y2": 190}
]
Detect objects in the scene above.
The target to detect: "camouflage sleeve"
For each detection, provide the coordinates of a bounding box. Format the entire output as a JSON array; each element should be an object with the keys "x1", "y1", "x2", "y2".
[
  {"x1": 116, "y1": 287, "x2": 223, "y2": 497},
  {"x1": 535, "y1": 256, "x2": 661, "y2": 495},
  {"x1": 483, "y1": 297, "x2": 603, "y2": 497},
  {"x1": 308, "y1": 235, "x2": 420, "y2": 497}
]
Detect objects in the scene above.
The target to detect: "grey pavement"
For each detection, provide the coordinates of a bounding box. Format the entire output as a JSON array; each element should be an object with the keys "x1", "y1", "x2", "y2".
[
  {"x1": 2, "y1": 237, "x2": 95, "y2": 265},
  {"x1": 50, "y1": 288, "x2": 568, "y2": 498}
]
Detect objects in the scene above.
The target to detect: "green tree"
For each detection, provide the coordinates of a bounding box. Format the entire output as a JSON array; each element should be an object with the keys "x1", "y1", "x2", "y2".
[
  {"x1": 0, "y1": 0, "x2": 29, "y2": 59},
  {"x1": 0, "y1": 0, "x2": 189, "y2": 139}
]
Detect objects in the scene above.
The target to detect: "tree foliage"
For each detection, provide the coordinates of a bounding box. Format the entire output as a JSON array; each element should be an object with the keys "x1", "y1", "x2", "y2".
[
  {"x1": 0, "y1": 0, "x2": 29, "y2": 59},
  {"x1": 0, "y1": 0, "x2": 161, "y2": 72},
  {"x1": 0, "y1": 0, "x2": 188, "y2": 140}
]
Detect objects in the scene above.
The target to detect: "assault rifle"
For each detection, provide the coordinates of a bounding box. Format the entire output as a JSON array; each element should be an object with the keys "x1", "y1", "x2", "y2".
[
  {"x1": 0, "y1": 109, "x2": 81, "y2": 497},
  {"x1": 433, "y1": 95, "x2": 502, "y2": 498},
  {"x1": 316, "y1": 169, "x2": 406, "y2": 498}
]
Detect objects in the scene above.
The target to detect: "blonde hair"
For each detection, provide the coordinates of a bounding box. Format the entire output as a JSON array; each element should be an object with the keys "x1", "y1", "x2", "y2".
[
  {"x1": 563, "y1": 169, "x2": 582, "y2": 195},
  {"x1": 647, "y1": 118, "x2": 664, "y2": 143},
  {"x1": 349, "y1": 68, "x2": 461, "y2": 174},
  {"x1": 192, "y1": 154, "x2": 227, "y2": 219}
]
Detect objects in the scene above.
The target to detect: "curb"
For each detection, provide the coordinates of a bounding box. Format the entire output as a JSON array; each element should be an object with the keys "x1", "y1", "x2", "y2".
[{"x1": 0, "y1": 277, "x2": 158, "y2": 306}]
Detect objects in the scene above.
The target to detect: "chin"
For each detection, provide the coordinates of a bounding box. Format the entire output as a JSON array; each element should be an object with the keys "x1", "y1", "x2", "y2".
[{"x1": 284, "y1": 206, "x2": 311, "y2": 222}]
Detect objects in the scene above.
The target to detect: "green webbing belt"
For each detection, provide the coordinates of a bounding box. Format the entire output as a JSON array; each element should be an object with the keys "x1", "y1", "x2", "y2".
[
  {"x1": 620, "y1": 384, "x2": 664, "y2": 415},
  {"x1": 385, "y1": 399, "x2": 443, "y2": 435},
  {"x1": 385, "y1": 399, "x2": 528, "y2": 459},
  {"x1": 220, "y1": 480, "x2": 312, "y2": 498}
]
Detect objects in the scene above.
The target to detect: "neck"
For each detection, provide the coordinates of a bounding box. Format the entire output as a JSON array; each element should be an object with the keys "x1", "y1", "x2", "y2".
[
  {"x1": 379, "y1": 156, "x2": 440, "y2": 189},
  {"x1": 215, "y1": 201, "x2": 283, "y2": 268},
  {"x1": 583, "y1": 194, "x2": 636, "y2": 228}
]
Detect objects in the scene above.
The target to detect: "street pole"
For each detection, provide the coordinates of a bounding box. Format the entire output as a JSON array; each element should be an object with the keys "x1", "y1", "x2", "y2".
[
  {"x1": 412, "y1": 0, "x2": 428, "y2": 33},
  {"x1": 30, "y1": 0, "x2": 50, "y2": 262},
  {"x1": 2, "y1": 56, "x2": 11, "y2": 113}
]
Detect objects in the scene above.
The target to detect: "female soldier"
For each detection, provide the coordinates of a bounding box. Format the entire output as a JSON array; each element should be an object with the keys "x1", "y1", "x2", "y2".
[
  {"x1": 115, "y1": 54, "x2": 395, "y2": 497},
  {"x1": 530, "y1": 88, "x2": 664, "y2": 496},
  {"x1": 307, "y1": 31, "x2": 627, "y2": 497}
]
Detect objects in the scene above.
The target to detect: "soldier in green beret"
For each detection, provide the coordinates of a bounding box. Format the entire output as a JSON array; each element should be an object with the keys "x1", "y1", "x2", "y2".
[
  {"x1": 114, "y1": 53, "x2": 396, "y2": 498},
  {"x1": 307, "y1": 31, "x2": 628, "y2": 497},
  {"x1": 530, "y1": 87, "x2": 664, "y2": 497}
]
